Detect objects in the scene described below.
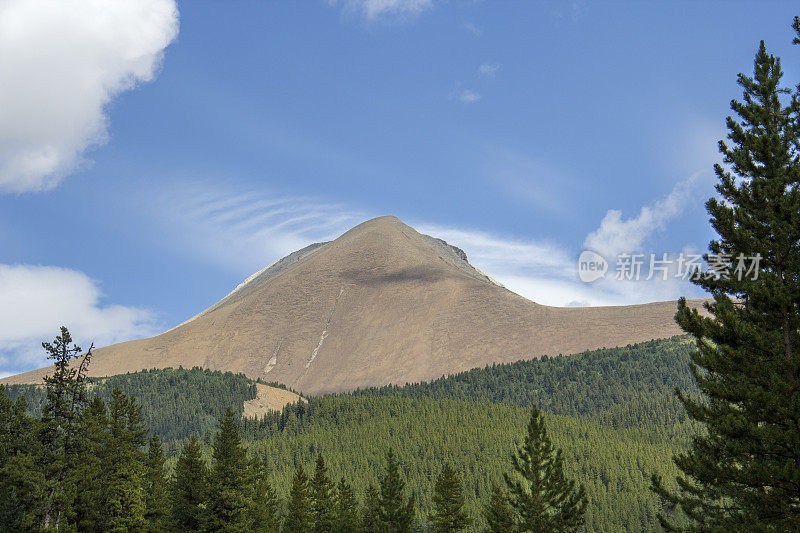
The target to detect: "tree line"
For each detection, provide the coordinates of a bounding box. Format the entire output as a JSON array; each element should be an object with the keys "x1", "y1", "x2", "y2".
[{"x1": 1, "y1": 328, "x2": 589, "y2": 532}]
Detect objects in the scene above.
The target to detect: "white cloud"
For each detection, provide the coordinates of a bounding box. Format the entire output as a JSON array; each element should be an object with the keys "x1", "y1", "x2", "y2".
[
  {"x1": 584, "y1": 172, "x2": 702, "y2": 259},
  {"x1": 478, "y1": 63, "x2": 499, "y2": 78},
  {"x1": 0, "y1": 264, "x2": 156, "y2": 375},
  {"x1": 462, "y1": 22, "x2": 482, "y2": 36},
  {"x1": 0, "y1": 0, "x2": 179, "y2": 193},
  {"x1": 417, "y1": 223, "x2": 705, "y2": 307},
  {"x1": 458, "y1": 89, "x2": 481, "y2": 103},
  {"x1": 331, "y1": 0, "x2": 434, "y2": 22},
  {"x1": 145, "y1": 181, "x2": 369, "y2": 276},
  {"x1": 142, "y1": 180, "x2": 706, "y2": 309}
]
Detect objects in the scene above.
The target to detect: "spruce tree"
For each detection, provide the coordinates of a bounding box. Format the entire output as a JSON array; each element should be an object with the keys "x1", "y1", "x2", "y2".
[
  {"x1": 144, "y1": 434, "x2": 168, "y2": 531},
  {"x1": 39, "y1": 326, "x2": 93, "y2": 530},
  {"x1": 334, "y1": 477, "x2": 360, "y2": 533},
  {"x1": 0, "y1": 387, "x2": 43, "y2": 531},
  {"x1": 361, "y1": 485, "x2": 381, "y2": 533},
  {"x1": 429, "y1": 463, "x2": 472, "y2": 532},
  {"x1": 284, "y1": 466, "x2": 314, "y2": 533},
  {"x1": 70, "y1": 396, "x2": 109, "y2": 531},
  {"x1": 105, "y1": 389, "x2": 148, "y2": 532},
  {"x1": 377, "y1": 449, "x2": 415, "y2": 533},
  {"x1": 205, "y1": 408, "x2": 253, "y2": 532},
  {"x1": 169, "y1": 435, "x2": 208, "y2": 531},
  {"x1": 504, "y1": 407, "x2": 587, "y2": 532},
  {"x1": 249, "y1": 455, "x2": 281, "y2": 533},
  {"x1": 311, "y1": 454, "x2": 336, "y2": 532},
  {"x1": 483, "y1": 484, "x2": 515, "y2": 533},
  {"x1": 652, "y1": 33, "x2": 800, "y2": 531}
]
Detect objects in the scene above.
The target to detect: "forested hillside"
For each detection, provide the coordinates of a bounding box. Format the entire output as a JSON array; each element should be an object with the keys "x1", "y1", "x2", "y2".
[
  {"x1": 353, "y1": 336, "x2": 698, "y2": 427},
  {"x1": 5, "y1": 367, "x2": 258, "y2": 448},
  {"x1": 242, "y1": 395, "x2": 690, "y2": 531},
  {"x1": 4, "y1": 336, "x2": 697, "y2": 530}
]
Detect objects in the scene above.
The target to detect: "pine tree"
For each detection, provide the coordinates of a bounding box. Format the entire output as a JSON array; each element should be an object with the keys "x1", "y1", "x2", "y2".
[
  {"x1": 361, "y1": 485, "x2": 381, "y2": 533},
  {"x1": 249, "y1": 455, "x2": 281, "y2": 533},
  {"x1": 0, "y1": 388, "x2": 43, "y2": 531},
  {"x1": 205, "y1": 408, "x2": 253, "y2": 532},
  {"x1": 169, "y1": 435, "x2": 208, "y2": 531},
  {"x1": 652, "y1": 33, "x2": 800, "y2": 531},
  {"x1": 104, "y1": 389, "x2": 148, "y2": 532},
  {"x1": 284, "y1": 466, "x2": 314, "y2": 533},
  {"x1": 429, "y1": 463, "x2": 472, "y2": 532},
  {"x1": 144, "y1": 434, "x2": 168, "y2": 531},
  {"x1": 70, "y1": 396, "x2": 109, "y2": 531},
  {"x1": 483, "y1": 484, "x2": 515, "y2": 533},
  {"x1": 39, "y1": 326, "x2": 93, "y2": 530},
  {"x1": 504, "y1": 407, "x2": 587, "y2": 532},
  {"x1": 334, "y1": 477, "x2": 360, "y2": 533},
  {"x1": 312, "y1": 454, "x2": 336, "y2": 532},
  {"x1": 377, "y1": 449, "x2": 415, "y2": 533}
]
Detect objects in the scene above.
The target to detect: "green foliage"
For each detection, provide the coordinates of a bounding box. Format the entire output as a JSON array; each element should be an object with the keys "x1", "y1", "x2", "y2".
[
  {"x1": 311, "y1": 455, "x2": 336, "y2": 532},
  {"x1": 334, "y1": 477, "x2": 360, "y2": 533},
  {"x1": 144, "y1": 434, "x2": 168, "y2": 531},
  {"x1": 352, "y1": 336, "x2": 697, "y2": 427},
  {"x1": 483, "y1": 485, "x2": 514, "y2": 533},
  {"x1": 361, "y1": 485, "x2": 381, "y2": 533},
  {"x1": 2, "y1": 335, "x2": 702, "y2": 531},
  {"x1": 430, "y1": 463, "x2": 472, "y2": 532},
  {"x1": 250, "y1": 455, "x2": 281, "y2": 532},
  {"x1": 285, "y1": 466, "x2": 314, "y2": 533},
  {"x1": 168, "y1": 435, "x2": 208, "y2": 531},
  {"x1": 243, "y1": 393, "x2": 691, "y2": 532},
  {"x1": 104, "y1": 389, "x2": 149, "y2": 531},
  {"x1": 654, "y1": 33, "x2": 800, "y2": 531},
  {"x1": 377, "y1": 449, "x2": 415, "y2": 532},
  {"x1": 7, "y1": 366, "x2": 258, "y2": 446},
  {"x1": 205, "y1": 408, "x2": 254, "y2": 532},
  {"x1": 504, "y1": 407, "x2": 586, "y2": 532}
]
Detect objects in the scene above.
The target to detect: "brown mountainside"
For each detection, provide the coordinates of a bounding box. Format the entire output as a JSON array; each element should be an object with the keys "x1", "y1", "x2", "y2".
[{"x1": 1, "y1": 216, "x2": 702, "y2": 395}]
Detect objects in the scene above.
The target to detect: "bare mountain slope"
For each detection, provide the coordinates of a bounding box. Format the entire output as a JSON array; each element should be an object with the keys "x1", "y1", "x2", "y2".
[{"x1": 1, "y1": 216, "x2": 702, "y2": 395}]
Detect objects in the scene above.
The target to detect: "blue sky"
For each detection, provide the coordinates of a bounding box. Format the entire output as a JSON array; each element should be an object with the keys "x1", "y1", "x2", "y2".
[{"x1": 1, "y1": 0, "x2": 799, "y2": 376}]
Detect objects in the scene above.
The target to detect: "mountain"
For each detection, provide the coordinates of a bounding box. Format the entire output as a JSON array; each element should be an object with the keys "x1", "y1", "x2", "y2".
[{"x1": 0, "y1": 216, "x2": 703, "y2": 395}]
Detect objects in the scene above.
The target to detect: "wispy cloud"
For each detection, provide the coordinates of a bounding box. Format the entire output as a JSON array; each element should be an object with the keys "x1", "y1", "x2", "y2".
[
  {"x1": 330, "y1": 0, "x2": 435, "y2": 22},
  {"x1": 143, "y1": 178, "x2": 707, "y2": 309},
  {"x1": 462, "y1": 21, "x2": 482, "y2": 36},
  {"x1": 0, "y1": 264, "x2": 157, "y2": 375},
  {"x1": 478, "y1": 63, "x2": 499, "y2": 78},
  {"x1": 0, "y1": 0, "x2": 179, "y2": 193},
  {"x1": 144, "y1": 181, "x2": 368, "y2": 276},
  {"x1": 457, "y1": 89, "x2": 481, "y2": 103}
]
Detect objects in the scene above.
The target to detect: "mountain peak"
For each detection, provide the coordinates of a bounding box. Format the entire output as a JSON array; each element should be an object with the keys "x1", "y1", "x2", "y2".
[{"x1": 0, "y1": 217, "x2": 702, "y2": 395}]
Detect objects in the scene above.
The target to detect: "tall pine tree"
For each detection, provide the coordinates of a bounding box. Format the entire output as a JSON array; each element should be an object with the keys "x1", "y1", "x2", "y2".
[
  {"x1": 429, "y1": 463, "x2": 472, "y2": 532},
  {"x1": 483, "y1": 484, "x2": 515, "y2": 533},
  {"x1": 504, "y1": 407, "x2": 587, "y2": 532},
  {"x1": 169, "y1": 435, "x2": 208, "y2": 532},
  {"x1": 69, "y1": 396, "x2": 108, "y2": 531},
  {"x1": 377, "y1": 449, "x2": 415, "y2": 533},
  {"x1": 334, "y1": 477, "x2": 360, "y2": 533},
  {"x1": 652, "y1": 31, "x2": 800, "y2": 531},
  {"x1": 39, "y1": 326, "x2": 93, "y2": 530},
  {"x1": 311, "y1": 454, "x2": 336, "y2": 532},
  {"x1": 361, "y1": 485, "x2": 381, "y2": 533},
  {"x1": 205, "y1": 408, "x2": 253, "y2": 532},
  {"x1": 249, "y1": 455, "x2": 281, "y2": 533},
  {"x1": 104, "y1": 389, "x2": 148, "y2": 532},
  {"x1": 284, "y1": 466, "x2": 314, "y2": 533},
  {"x1": 144, "y1": 434, "x2": 168, "y2": 531}
]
